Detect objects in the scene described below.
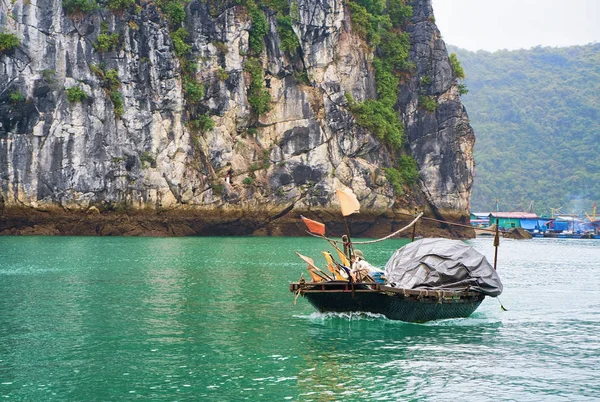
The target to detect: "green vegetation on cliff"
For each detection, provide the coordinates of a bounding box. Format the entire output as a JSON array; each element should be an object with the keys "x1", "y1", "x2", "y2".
[
  {"x1": 450, "y1": 44, "x2": 600, "y2": 214},
  {"x1": 0, "y1": 32, "x2": 20, "y2": 54},
  {"x1": 346, "y1": 0, "x2": 419, "y2": 194},
  {"x1": 62, "y1": 0, "x2": 98, "y2": 15},
  {"x1": 158, "y1": 0, "x2": 190, "y2": 26},
  {"x1": 106, "y1": 0, "x2": 135, "y2": 11},
  {"x1": 245, "y1": 0, "x2": 269, "y2": 54},
  {"x1": 9, "y1": 90, "x2": 25, "y2": 104},
  {"x1": 347, "y1": 0, "x2": 413, "y2": 152},
  {"x1": 276, "y1": 15, "x2": 300, "y2": 55},
  {"x1": 170, "y1": 27, "x2": 192, "y2": 56},
  {"x1": 94, "y1": 32, "x2": 120, "y2": 52},
  {"x1": 245, "y1": 57, "x2": 271, "y2": 116},
  {"x1": 66, "y1": 86, "x2": 88, "y2": 103},
  {"x1": 89, "y1": 65, "x2": 124, "y2": 118},
  {"x1": 240, "y1": 0, "x2": 302, "y2": 116}
]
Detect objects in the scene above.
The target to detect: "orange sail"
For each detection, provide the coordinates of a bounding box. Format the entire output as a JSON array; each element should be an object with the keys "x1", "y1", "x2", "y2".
[
  {"x1": 336, "y1": 188, "x2": 360, "y2": 217},
  {"x1": 301, "y1": 216, "x2": 326, "y2": 236},
  {"x1": 322, "y1": 251, "x2": 348, "y2": 281},
  {"x1": 296, "y1": 252, "x2": 331, "y2": 282}
]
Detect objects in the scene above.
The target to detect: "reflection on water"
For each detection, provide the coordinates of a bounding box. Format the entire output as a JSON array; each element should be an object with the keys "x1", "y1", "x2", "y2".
[{"x1": 0, "y1": 236, "x2": 598, "y2": 400}]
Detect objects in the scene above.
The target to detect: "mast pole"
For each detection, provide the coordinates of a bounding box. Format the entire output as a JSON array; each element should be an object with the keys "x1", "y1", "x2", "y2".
[
  {"x1": 411, "y1": 208, "x2": 418, "y2": 242},
  {"x1": 493, "y1": 218, "x2": 500, "y2": 270},
  {"x1": 343, "y1": 216, "x2": 353, "y2": 260}
]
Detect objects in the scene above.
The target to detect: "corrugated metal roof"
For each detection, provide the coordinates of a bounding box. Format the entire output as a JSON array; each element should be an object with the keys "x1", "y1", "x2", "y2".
[{"x1": 489, "y1": 212, "x2": 539, "y2": 219}]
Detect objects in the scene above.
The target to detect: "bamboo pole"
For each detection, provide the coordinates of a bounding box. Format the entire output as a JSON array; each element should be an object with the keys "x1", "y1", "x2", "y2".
[
  {"x1": 411, "y1": 208, "x2": 418, "y2": 242},
  {"x1": 343, "y1": 216, "x2": 353, "y2": 260},
  {"x1": 493, "y1": 218, "x2": 500, "y2": 270}
]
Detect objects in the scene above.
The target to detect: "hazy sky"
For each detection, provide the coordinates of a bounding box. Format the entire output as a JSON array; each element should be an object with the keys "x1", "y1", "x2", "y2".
[{"x1": 431, "y1": 0, "x2": 600, "y2": 51}]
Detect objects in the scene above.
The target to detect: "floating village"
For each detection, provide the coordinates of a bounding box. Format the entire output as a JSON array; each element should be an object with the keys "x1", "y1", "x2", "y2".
[{"x1": 470, "y1": 205, "x2": 600, "y2": 239}]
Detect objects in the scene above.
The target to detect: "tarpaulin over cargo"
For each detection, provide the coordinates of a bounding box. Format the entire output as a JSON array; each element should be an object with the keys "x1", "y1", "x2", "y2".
[
  {"x1": 520, "y1": 219, "x2": 550, "y2": 231},
  {"x1": 385, "y1": 238, "x2": 503, "y2": 297}
]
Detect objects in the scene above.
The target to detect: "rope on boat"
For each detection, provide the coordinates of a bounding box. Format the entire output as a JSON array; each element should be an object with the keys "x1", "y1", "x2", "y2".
[
  {"x1": 352, "y1": 212, "x2": 424, "y2": 244},
  {"x1": 497, "y1": 296, "x2": 508, "y2": 311},
  {"x1": 293, "y1": 289, "x2": 301, "y2": 305},
  {"x1": 306, "y1": 212, "x2": 424, "y2": 244},
  {"x1": 293, "y1": 273, "x2": 304, "y2": 305},
  {"x1": 394, "y1": 212, "x2": 498, "y2": 233}
]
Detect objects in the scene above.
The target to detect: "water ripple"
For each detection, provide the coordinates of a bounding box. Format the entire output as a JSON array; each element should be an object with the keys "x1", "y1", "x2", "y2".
[{"x1": 0, "y1": 236, "x2": 599, "y2": 400}]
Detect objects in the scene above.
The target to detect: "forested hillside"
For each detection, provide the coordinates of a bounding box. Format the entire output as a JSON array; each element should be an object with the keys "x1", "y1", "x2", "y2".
[{"x1": 450, "y1": 44, "x2": 600, "y2": 215}]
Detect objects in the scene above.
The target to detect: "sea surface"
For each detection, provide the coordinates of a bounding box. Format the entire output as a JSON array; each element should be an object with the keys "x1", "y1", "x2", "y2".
[{"x1": 0, "y1": 235, "x2": 598, "y2": 401}]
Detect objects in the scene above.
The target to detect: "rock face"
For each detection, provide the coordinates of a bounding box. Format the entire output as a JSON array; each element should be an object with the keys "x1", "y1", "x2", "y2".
[{"x1": 0, "y1": 0, "x2": 475, "y2": 237}]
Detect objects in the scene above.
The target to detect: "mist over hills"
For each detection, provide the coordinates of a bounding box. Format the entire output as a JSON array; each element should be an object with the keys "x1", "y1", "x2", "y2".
[{"x1": 449, "y1": 44, "x2": 600, "y2": 215}]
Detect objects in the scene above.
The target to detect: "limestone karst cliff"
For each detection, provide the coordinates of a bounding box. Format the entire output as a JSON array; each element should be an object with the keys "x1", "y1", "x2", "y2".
[{"x1": 0, "y1": 0, "x2": 475, "y2": 236}]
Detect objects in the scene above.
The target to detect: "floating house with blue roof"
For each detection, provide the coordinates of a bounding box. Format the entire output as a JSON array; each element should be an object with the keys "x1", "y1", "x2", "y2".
[{"x1": 469, "y1": 212, "x2": 490, "y2": 228}]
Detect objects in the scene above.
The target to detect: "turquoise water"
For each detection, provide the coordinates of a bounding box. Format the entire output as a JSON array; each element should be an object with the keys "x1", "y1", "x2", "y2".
[{"x1": 0, "y1": 236, "x2": 599, "y2": 401}]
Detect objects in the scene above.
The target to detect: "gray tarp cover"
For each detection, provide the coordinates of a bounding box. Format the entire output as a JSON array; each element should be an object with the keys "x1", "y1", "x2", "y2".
[{"x1": 384, "y1": 238, "x2": 503, "y2": 297}]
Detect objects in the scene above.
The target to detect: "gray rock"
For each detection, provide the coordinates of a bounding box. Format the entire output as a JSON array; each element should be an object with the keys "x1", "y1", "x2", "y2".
[{"x1": 0, "y1": 0, "x2": 475, "y2": 234}]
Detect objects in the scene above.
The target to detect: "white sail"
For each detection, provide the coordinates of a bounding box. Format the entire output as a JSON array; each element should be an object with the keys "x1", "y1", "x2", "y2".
[{"x1": 336, "y1": 188, "x2": 360, "y2": 217}]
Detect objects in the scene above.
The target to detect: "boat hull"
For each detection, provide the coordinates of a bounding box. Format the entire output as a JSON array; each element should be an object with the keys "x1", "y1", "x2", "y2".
[{"x1": 291, "y1": 282, "x2": 485, "y2": 323}]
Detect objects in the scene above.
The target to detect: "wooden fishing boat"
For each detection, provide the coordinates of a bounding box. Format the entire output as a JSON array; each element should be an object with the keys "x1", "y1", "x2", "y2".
[
  {"x1": 290, "y1": 280, "x2": 485, "y2": 323},
  {"x1": 290, "y1": 188, "x2": 503, "y2": 323}
]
